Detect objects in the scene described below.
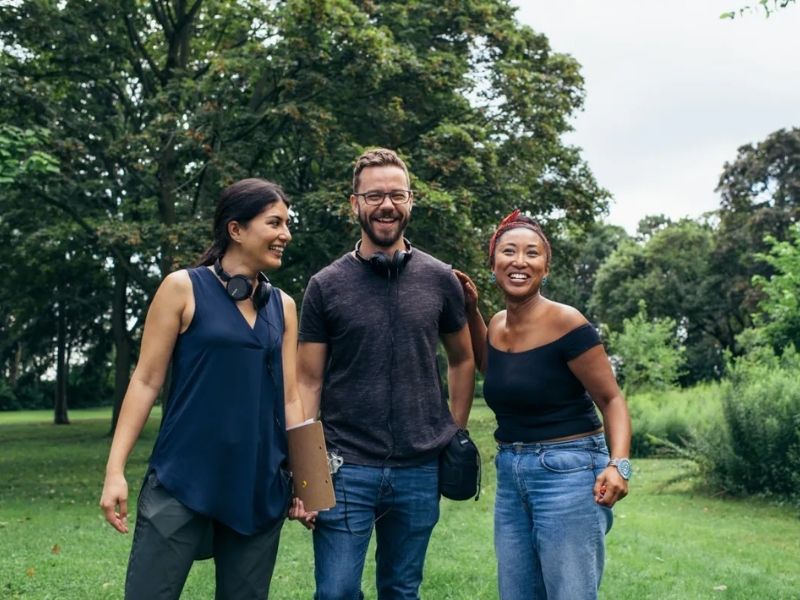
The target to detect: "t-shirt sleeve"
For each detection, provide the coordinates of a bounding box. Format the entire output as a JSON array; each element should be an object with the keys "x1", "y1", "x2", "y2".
[
  {"x1": 561, "y1": 323, "x2": 602, "y2": 361},
  {"x1": 439, "y1": 268, "x2": 468, "y2": 335},
  {"x1": 298, "y1": 277, "x2": 328, "y2": 343}
]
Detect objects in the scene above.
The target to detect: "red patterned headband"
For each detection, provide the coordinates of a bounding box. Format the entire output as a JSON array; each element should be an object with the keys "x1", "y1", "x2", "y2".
[{"x1": 488, "y1": 209, "x2": 542, "y2": 264}]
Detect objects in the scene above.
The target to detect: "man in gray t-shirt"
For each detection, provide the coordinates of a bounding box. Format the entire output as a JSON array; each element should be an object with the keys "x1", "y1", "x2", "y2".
[{"x1": 298, "y1": 148, "x2": 475, "y2": 599}]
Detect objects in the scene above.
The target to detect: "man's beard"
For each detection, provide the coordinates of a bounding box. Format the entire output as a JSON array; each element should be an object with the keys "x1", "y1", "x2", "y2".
[{"x1": 357, "y1": 206, "x2": 409, "y2": 248}]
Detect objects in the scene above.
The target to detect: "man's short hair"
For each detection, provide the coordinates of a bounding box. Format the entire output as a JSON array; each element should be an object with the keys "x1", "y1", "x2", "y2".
[{"x1": 352, "y1": 148, "x2": 410, "y2": 192}]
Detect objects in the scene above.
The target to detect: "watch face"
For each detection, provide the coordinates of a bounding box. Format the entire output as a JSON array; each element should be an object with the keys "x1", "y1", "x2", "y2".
[{"x1": 617, "y1": 459, "x2": 632, "y2": 480}]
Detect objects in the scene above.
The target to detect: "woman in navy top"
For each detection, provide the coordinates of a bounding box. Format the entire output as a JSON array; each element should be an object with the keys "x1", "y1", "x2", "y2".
[
  {"x1": 99, "y1": 179, "x2": 305, "y2": 599},
  {"x1": 455, "y1": 210, "x2": 632, "y2": 600}
]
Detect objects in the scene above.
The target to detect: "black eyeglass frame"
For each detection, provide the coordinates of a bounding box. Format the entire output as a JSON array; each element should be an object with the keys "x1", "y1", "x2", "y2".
[{"x1": 352, "y1": 189, "x2": 414, "y2": 205}]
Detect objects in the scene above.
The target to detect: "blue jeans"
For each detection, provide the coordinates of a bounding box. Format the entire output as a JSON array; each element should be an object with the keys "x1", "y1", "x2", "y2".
[
  {"x1": 312, "y1": 460, "x2": 440, "y2": 600},
  {"x1": 494, "y1": 434, "x2": 613, "y2": 600}
]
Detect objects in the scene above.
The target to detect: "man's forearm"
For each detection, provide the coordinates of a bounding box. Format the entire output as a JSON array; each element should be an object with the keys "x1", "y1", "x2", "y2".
[{"x1": 447, "y1": 359, "x2": 475, "y2": 429}]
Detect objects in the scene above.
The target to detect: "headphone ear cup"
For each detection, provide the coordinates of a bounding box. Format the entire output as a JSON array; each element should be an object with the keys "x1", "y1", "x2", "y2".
[
  {"x1": 369, "y1": 253, "x2": 391, "y2": 276},
  {"x1": 226, "y1": 275, "x2": 253, "y2": 302},
  {"x1": 253, "y1": 273, "x2": 272, "y2": 310},
  {"x1": 391, "y1": 250, "x2": 411, "y2": 276}
]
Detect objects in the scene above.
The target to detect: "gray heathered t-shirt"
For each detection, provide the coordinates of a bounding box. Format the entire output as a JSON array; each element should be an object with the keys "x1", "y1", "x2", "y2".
[{"x1": 299, "y1": 247, "x2": 467, "y2": 467}]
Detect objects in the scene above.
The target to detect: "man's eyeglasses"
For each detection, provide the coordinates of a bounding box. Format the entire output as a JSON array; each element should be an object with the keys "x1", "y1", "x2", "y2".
[{"x1": 353, "y1": 190, "x2": 413, "y2": 205}]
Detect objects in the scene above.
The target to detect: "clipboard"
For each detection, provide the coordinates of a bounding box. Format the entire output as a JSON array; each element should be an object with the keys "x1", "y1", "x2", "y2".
[{"x1": 287, "y1": 420, "x2": 336, "y2": 512}]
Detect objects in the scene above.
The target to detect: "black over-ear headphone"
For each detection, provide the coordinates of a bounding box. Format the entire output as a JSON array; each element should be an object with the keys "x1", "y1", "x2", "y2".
[
  {"x1": 214, "y1": 258, "x2": 272, "y2": 310},
  {"x1": 354, "y1": 239, "x2": 413, "y2": 278}
]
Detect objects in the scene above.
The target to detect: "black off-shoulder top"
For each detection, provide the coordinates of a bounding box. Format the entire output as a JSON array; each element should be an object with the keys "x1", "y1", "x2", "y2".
[{"x1": 483, "y1": 323, "x2": 603, "y2": 443}]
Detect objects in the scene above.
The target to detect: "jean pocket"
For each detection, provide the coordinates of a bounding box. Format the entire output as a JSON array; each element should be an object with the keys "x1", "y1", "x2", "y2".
[{"x1": 540, "y1": 449, "x2": 594, "y2": 473}]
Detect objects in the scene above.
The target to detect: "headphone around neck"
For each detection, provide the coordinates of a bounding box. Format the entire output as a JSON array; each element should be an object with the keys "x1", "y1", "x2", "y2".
[
  {"x1": 354, "y1": 239, "x2": 413, "y2": 278},
  {"x1": 213, "y1": 258, "x2": 272, "y2": 310}
]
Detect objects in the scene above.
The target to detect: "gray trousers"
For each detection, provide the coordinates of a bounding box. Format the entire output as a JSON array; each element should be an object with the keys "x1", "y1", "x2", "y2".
[{"x1": 125, "y1": 472, "x2": 284, "y2": 600}]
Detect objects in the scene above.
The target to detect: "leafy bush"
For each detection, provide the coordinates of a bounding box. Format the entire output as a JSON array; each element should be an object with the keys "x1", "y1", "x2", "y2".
[
  {"x1": 695, "y1": 347, "x2": 800, "y2": 503},
  {"x1": 627, "y1": 384, "x2": 722, "y2": 457},
  {"x1": 609, "y1": 300, "x2": 686, "y2": 394},
  {"x1": 0, "y1": 379, "x2": 19, "y2": 411}
]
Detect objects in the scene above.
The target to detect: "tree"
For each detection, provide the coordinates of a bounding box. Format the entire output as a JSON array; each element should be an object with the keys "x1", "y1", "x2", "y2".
[
  {"x1": 1, "y1": 1, "x2": 607, "y2": 427},
  {"x1": 546, "y1": 221, "x2": 629, "y2": 318},
  {"x1": 750, "y1": 224, "x2": 800, "y2": 351},
  {"x1": 710, "y1": 127, "x2": 800, "y2": 354},
  {"x1": 0, "y1": 126, "x2": 104, "y2": 423},
  {"x1": 591, "y1": 218, "x2": 725, "y2": 383}
]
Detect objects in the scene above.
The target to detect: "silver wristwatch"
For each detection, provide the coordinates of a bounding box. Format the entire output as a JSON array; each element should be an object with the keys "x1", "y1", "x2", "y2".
[{"x1": 608, "y1": 458, "x2": 632, "y2": 480}]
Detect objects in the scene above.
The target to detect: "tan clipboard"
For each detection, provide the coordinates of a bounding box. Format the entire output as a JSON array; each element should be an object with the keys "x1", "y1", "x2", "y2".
[{"x1": 287, "y1": 420, "x2": 336, "y2": 512}]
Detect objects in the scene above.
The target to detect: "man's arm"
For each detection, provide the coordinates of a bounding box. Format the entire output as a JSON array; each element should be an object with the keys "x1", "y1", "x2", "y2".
[
  {"x1": 441, "y1": 324, "x2": 475, "y2": 429},
  {"x1": 297, "y1": 341, "x2": 328, "y2": 420}
]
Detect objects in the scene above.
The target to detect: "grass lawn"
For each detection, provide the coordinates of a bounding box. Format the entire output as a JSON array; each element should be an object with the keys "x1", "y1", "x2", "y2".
[{"x1": 1, "y1": 403, "x2": 799, "y2": 599}]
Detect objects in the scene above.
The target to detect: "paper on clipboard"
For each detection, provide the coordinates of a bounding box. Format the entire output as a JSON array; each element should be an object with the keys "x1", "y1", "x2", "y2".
[{"x1": 287, "y1": 420, "x2": 336, "y2": 512}]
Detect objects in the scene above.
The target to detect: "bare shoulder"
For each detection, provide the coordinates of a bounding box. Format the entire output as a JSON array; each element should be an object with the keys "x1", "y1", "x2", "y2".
[
  {"x1": 279, "y1": 289, "x2": 297, "y2": 311},
  {"x1": 162, "y1": 269, "x2": 192, "y2": 290},
  {"x1": 156, "y1": 270, "x2": 192, "y2": 304},
  {"x1": 280, "y1": 290, "x2": 297, "y2": 325},
  {"x1": 544, "y1": 300, "x2": 589, "y2": 331},
  {"x1": 487, "y1": 309, "x2": 506, "y2": 333}
]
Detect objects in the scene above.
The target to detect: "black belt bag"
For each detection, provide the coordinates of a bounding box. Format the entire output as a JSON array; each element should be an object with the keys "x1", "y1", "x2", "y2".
[{"x1": 439, "y1": 429, "x2": 481, "y2": 501}]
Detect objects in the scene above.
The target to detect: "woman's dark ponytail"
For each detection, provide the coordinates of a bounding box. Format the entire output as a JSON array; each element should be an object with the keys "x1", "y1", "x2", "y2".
[{"x1": 196, "y1": 240, "x2": 226, "y2": 267}]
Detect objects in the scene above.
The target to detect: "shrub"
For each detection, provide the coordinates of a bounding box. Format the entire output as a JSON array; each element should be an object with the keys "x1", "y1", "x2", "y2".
[
  {"x1": 695, "y1": 347, "x2": 800, "y2": 503},
  {"x1": 609, "y1": 300, "x2": 686, "y2": 394},
  {"x1": 0, "y1": 379, "x2": 19, "y2": 411},
  {"x1": 627, "y1": 384, "x2": 722, "y2": 457}
]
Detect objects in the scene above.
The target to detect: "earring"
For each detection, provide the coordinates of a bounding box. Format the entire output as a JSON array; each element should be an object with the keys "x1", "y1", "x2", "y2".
[
  {"x1": 489, "y1": 272, "x2": 496, "y2": 284},
  {"x1": 542, "y1": 275, "x2": 549, "y2": 287}
]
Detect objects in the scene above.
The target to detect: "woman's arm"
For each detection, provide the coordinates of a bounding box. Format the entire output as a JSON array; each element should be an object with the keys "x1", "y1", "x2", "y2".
[
  {"x1": 280, "y1": 291, "x2": 305, "y2": 429},
  {"x1": 453, "y1": 269, "x2": 489, "y2": 374},
  {"x1": 99, "y1": 271, "x2": 191, "y2": 533},
  {"x1": 567, "y1": 344, "x2": 632, "y2": 508}
]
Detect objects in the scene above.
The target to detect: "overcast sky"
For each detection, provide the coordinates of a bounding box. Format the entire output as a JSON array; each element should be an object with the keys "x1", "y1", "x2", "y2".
[{"x1": 513, "y1": 1, "x2": 800, "y2": 233}]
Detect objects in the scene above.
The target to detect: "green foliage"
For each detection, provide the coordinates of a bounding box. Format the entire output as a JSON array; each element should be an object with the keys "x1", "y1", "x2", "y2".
[
  {"x1": 696, "y1": 348, "x2": 800, "y2": 504},
  {"x1": 592, "y1": 218, "x2": 724, "y2": 384},
  {"x1": 546, "y1": 221, "x2": 629, "y2": 317},
  {"x1": 751, "y1": 224, "x2": 800, "y2": 351},
  {"x1": 0, "y1": 0, "x2": 607, "y2": 415},
  {"x1": 721, "y1": 0, "x2": 796, "y2": 18},
  {"x1": 590, "y1": 129, "x2": 800, "y2": 386},
  {"x1": 0, "y1": 124, "x2": 59, "y2": 184},
  {"x1": 609, "y1": 300, "x2": 686, "y2": 394},
  {"x1": 711, "y1": 127, "x2": 800, "y2": 348},
  {"x1": 627, "y1": 384, "x2": 723, "y2": 458},
  {"x1": 0, "y1": 378, "x2": 17, "y2": 410}
]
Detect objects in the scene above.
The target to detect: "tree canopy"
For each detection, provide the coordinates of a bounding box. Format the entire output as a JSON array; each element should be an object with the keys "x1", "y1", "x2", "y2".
[{"x1": 0, "y1": 0, "x2": 606, "y2": 423}]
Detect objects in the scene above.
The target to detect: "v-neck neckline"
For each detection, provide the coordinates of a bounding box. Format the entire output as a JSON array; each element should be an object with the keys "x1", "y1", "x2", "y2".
[{"x1": 204, "y1": 266, "x2": 260, "y2": 331}]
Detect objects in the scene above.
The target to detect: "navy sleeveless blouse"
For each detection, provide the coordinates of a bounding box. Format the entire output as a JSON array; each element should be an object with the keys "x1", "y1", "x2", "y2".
[
  {"x1": 149, "y1": 267, "x2": 290, "y2": 535},
  {"x1": 483, "y1": 323, "x2": 603, "y2": 443}
]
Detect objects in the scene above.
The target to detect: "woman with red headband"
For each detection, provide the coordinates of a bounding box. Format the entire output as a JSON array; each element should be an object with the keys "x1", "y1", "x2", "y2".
[{"x1": 455, "y1": 210, "x2": 631, "y2": 600}]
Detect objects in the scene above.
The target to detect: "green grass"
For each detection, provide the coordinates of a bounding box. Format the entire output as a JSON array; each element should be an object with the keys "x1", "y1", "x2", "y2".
[{"x1": 1, "y1": 404, "x2": 799, "y2": 599}]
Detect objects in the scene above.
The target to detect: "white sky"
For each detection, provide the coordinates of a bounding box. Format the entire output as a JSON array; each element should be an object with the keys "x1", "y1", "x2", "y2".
[{"x1": 514, "y1": 1, "x2": 800, "y2": 233}]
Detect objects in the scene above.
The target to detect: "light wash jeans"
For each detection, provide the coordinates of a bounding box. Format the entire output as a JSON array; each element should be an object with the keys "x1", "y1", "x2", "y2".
[
  {"x1": 312, "y1": 460, "x2": 440, "y2": 600},
  {"x1": 494, "y1": 433, "x2": 613, "y2": 600}
]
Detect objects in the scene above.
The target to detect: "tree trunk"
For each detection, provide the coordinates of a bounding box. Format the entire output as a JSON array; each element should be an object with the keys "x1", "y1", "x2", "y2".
[
  {"x1": 109, "y1": 257, "x2": 132, "y2": 435},
  {"x1": 54, "y1": 302, "x2": 70, "y2": 425},
  {"x1": 9, "y1": 342, "x2": 21, "y2": 386}
]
